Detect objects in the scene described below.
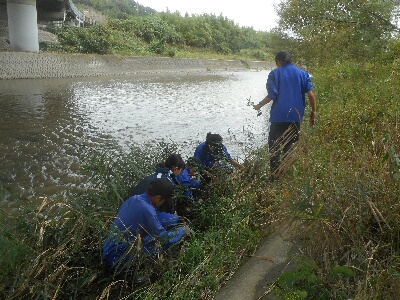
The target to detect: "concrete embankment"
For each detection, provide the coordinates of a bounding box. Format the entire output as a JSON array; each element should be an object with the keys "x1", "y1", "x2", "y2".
[{"x1": 0, "y1": 52, "x2": 273, "y2": 80}]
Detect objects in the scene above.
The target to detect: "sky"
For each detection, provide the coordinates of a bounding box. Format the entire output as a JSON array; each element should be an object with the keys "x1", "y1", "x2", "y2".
[{"x1": 137, "y1": 0, "x2": 280, "y2": 32}]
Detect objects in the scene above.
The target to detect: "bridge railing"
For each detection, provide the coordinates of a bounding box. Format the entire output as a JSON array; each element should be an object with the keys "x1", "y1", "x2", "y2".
[{"x1": 67, "y1": 0, "x2": 85, "y2": 23}]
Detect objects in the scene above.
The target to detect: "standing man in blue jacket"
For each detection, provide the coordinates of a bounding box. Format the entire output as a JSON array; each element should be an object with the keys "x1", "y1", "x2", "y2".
[
  {"x1": 253, "y1": 50, "x2": 317, "y2": 179},
  {"x1": 102, "y1": 178, "x2": 189, "y2": 272}
]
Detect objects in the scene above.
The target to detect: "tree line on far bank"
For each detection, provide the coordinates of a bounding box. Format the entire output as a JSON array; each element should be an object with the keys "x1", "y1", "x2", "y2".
[
  {"x1": 42, "y1": 0, "x2": 400, "y2": 69},
  {"x1": 42, "y1": 0, "x2": 276, "y2": 61}
]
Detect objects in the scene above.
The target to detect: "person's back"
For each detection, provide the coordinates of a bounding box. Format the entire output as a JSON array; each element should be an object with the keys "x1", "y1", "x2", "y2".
[
  {"x1": 128, "y1": 163, "x2": 172, "y2": 197},
  {"x1": 253, "y1": 50, "x2": 317, "y2": 178},
  {"x1": 268, "y1": 63, "x2": 312, "y2": 123},
  {"x1": 102, "y1": 178, "x2": 188, "y2": 271},
  {"x1": 113, "y1": 193, "x2": 157, "y2": 240},
  {"x1": 127, "y1": 153, "x2": 185, "y2": 213},
  {"x1": 102, "y1": 192, "x2": 161, "y2": 269}
]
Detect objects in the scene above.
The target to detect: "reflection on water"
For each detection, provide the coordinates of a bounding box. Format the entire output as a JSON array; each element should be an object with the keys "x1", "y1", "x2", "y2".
[{"x1": 0, "y1": 71, "x2": 270, "y2": 201}]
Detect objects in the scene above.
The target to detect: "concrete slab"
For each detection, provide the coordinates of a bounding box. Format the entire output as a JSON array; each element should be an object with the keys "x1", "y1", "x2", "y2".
[{"x1": 214, "y1": 225, "x2": 299, "y2": 300}]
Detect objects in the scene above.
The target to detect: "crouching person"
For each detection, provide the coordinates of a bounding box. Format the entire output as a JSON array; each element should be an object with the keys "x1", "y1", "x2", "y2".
[
  {"x1": 175, "y1": 157, "x2": 203, "y2": 217},
  {"x1": 102, "y1": 178, "x2": 190, "y2": 276}
]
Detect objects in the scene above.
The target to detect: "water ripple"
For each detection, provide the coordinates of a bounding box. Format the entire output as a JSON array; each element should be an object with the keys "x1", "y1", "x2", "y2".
[{"x1": 0, "y1": 71, "x2": 270, "y2": 200}]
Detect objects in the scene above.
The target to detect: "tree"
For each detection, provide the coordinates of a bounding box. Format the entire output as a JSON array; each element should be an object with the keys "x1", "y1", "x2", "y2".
[{"x1": 276, "y1": 0, "x2": 400, "y2": 65}]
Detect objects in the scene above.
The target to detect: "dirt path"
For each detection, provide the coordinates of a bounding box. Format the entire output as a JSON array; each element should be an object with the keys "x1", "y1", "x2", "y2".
[{"x1": 214, "y1": 225, "x2": 299, "y2": 300}]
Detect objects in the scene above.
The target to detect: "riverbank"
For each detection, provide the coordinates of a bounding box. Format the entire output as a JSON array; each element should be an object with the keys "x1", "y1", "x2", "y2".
[{"x1": 0, "y1": 51, "x2": 273, "y2": 80}]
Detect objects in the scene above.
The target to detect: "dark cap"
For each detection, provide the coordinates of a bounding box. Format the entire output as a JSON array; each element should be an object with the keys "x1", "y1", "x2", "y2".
[
  {"x1": 205, "y1": 132, "x2": 223, "y2": 147},
  {"x1": 147, "y1": 178, "x2": 175, "y2": 203}
]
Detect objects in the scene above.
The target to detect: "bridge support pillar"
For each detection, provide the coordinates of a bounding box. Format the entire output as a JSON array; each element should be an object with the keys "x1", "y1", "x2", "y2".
[{"x1": 7, "y1": 0, "x2": 39, "y2": 52}]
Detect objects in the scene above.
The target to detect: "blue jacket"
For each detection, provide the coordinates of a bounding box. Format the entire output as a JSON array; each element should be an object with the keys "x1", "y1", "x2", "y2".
[
  {"x1": 130, "y1": 166, "x2": 176, "y2": 196},
  {"x1": 176, "y1": 167, "x2": 201, "y2": 202},
  {"x1": 129, "y1": 166, "x2": 178, "y2": 213},
  {"x1": 193, "y1": 142, "x2": 233, "y2": 170},
  {"x1": 267, "y1": 63, "x2": 313, "y2": 123},
  {"x1": 102, "y1": 193, "x2": 186, "y2": 268}
]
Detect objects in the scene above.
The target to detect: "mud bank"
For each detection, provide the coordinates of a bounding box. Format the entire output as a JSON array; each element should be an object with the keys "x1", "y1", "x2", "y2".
[{"x1": 0, "y1": 52, "x2": 273, "y2": 80}]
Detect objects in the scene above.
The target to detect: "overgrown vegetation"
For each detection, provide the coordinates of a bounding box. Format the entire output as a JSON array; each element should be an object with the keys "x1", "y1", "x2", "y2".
[
  {"x1": 1, "y1": 0, "x2": 400, "y2": 298},
  {"x1": 40, "y1": 0, "x2": 275, "y2": 61},
  {"x1": 0, "y1": 142, "x2": 280, "y2": 299},
  {"x1": 266, "y1": 0, "x2": 400, "y2": 298},
  {"x1": 270, "y1": 60, "x2": 400, "y2": 299}
]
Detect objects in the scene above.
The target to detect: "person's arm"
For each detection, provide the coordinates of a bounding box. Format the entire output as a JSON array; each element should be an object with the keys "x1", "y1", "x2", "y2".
[
  {"x1": 145, "y1": 208, "x2": 187, "y2": 245},
  {"x1": 307, "y1": 90, "x2": 317, "y2": 123},
  {"x1": 253, "y1": 95, "x2": 272, "y2": 111},
  {"x1": 162, "y1": 226, "x2": 188, "y2": 244},
  {"x1": 221, "y1": 145, "x2": 243, "y2": 170}
]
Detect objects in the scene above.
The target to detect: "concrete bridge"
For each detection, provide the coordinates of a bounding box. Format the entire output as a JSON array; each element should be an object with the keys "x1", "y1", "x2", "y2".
[{"x1": 0, "y1": 0, "x2": 85, "y2": 52}]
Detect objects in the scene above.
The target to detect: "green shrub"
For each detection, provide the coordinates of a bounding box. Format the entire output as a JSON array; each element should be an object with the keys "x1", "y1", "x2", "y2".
[{"x1": 50, "y1": 25, "x2": 112, "y2": 54}]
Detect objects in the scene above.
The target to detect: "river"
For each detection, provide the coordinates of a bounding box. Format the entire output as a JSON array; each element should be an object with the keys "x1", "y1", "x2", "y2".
[{"x1": 0, "y1": 70, "x2": 271, "y2": 203}]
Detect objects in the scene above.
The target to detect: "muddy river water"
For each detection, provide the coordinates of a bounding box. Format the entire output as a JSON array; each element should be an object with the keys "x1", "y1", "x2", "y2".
[{"x1": 0, "y1": 70, "x2": 271, "y2": 202}]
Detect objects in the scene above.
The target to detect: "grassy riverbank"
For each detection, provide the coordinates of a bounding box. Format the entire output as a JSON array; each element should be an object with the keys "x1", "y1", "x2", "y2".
[
  {"x1": 270, "y1": 60, "x2": 400, "y2": 299},
  {"x1": 0, "y1": 58, "x2": 399, "y2": 299},
  {"x1": 0, "y1": 142, "x2": 278, "y2": 299}
]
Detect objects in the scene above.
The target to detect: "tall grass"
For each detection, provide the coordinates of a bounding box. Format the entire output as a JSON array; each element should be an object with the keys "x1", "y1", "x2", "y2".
[{"x1": 0, "y1": 141, "x2": 280, "y2": 299}]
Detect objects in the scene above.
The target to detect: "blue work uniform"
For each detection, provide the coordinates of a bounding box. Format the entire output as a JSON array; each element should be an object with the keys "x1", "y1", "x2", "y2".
[
  {"x1": 193, "y1": 142, "x2": 233, "y2": 170},
  {"x1": 130, "y1": 166, "x2": 177, "y2": 196},
  {"x1": 102, "y1": 193, "x2": 187, "y2": 270},
  {"x1": 266, "y1": 62, "x2": 314, "y2": 175},
  {"x1": 176, "y1": 167, "x2": 201, "y2": 202},
  {"x1": 267, "y1": 63, "x2": 313, "y2": 122},
  {"x1": 129, "y1": 166, "x2": 179, "y2": 215}
]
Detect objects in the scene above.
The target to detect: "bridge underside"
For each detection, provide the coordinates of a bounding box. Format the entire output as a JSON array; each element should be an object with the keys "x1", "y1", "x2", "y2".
[
  {"x1": 37, "y1": 0, "x2": 66, "y2": 21},
  {"x1": 1, "y1": 0, "x2": 86, "y2": 52},
  {"x1": 37, "y1": 0, "x2": 64, "y2": 11}
]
